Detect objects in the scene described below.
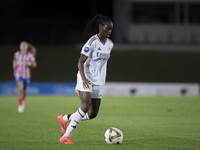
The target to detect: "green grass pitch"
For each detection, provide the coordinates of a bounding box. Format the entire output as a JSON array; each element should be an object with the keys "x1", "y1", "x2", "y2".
[{"x1": 0, "y1": 96, "x2": 200, "y2": 150}]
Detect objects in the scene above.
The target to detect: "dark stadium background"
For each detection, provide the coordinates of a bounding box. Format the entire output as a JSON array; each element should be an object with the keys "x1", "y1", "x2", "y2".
[{"x1": 0, "y1": 0, "x2": 200, "y2": 83}]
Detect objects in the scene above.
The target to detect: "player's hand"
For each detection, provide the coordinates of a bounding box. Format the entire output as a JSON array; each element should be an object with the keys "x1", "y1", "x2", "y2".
[
  {"x1": 82, "y1": 79, "x2": 90, "y2": 89},
  {"x1": 25, "y1": 60, "x2": 31, "y2": 66}
]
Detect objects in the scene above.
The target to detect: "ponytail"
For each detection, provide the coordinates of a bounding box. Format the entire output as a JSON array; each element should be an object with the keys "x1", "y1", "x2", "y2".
[
  {"x1": 84, "y1": 14, "x2": 112, "y2": 37},
  {"x1": 28, "y1": 43, "x2": 37, "y2": 57}
]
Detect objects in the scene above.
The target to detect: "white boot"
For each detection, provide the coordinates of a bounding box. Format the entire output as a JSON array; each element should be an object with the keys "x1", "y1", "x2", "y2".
[{"x1": 18, "y1": 101, "x2": 25, "y2": 113}]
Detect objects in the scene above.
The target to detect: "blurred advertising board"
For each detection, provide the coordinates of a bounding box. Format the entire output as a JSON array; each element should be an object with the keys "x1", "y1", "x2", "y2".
[
  {"x1": 0, "y1": 81, "x2": 199, "y2": 96},
  {"x1": 103, "y1": 82, "x2": 199, "y2": 96},
  {"x1": 0, "y1": 81, "x2": 76, "y2": 95}
]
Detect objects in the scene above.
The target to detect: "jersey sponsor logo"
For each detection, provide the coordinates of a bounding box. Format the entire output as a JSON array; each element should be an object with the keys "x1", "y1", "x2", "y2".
[
  {"x1": 97, "y1": 52, "x2": 110, "y2": 59},
  {"x1": 98, "y1": 47, "x2": 101, "y2": 50},
  {"x1": 84, "y1": 47, "x2": 89, "y2": 52}
]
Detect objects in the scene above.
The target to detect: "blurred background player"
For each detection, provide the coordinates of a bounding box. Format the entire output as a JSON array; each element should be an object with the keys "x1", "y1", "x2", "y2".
[
  {"x1": 57, "y1": 14, "x2": 114, "y2": 144},
  {"x1": 13, "y1": 41, "x2": 37, "y2": 113}
]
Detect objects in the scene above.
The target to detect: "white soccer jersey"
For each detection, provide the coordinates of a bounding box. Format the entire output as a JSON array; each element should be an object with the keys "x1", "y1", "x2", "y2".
[{"x1": 80, "y1": 34, "x2": 114, "y2": 86}]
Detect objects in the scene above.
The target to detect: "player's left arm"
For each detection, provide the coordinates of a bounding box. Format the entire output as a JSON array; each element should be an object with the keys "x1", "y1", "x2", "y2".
[
  {"x1": 30, "y1": 61, "x2": 37, "y2": 68},
  {"x1": 26, "y1": 56, "x2": 37, "y2": 68}
]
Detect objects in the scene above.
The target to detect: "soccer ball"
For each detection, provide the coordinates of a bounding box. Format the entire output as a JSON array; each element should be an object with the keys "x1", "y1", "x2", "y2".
[{"x1": 104, "y1": 127, "x2": 123, "y2": 144}]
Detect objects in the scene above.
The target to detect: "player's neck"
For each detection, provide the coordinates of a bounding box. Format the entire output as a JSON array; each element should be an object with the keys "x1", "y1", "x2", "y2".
[
  {"x1": 97, "y1": 34, "x2": 107, "y2": 45},
  {"x1": 20, "y1": 50, "x2": 27, "y2": 54}
]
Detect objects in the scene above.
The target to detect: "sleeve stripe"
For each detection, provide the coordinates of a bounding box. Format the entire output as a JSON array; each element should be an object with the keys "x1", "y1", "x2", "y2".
[{"x1": 88, "y1": 37, "x2": 96, "y2": 46}]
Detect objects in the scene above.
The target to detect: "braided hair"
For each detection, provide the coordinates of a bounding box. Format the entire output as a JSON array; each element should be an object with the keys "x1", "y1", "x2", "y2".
[{"x1": 84, "y1": 14, "x2": 112, "y2": 37}]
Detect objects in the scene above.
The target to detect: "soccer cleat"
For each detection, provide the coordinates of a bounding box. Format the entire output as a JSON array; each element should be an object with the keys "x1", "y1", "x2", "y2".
[
  {"x1": 18, "y1": 101, "x2": 25, "y2": 113},
  {"x1": 59, "y1": 137, "x2": 74, "y2": 144},
  {"x1": 57, "y1": 115, "x2": 67, "y2": 134}
]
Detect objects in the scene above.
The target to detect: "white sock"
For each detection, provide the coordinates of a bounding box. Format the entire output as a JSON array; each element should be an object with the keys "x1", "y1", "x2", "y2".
[
  {"x1": 82, "y1": 113, "x2": 90, "y2": 120},
  {"x1": 62, "y1": 108, "x2": 85, "y2": 137},
  {"x1": 62, "y1": 114, "x2": 74, "y2": 122},
  {"x1": 62, "y1": 112, "x2": 90, "y2": 122}
]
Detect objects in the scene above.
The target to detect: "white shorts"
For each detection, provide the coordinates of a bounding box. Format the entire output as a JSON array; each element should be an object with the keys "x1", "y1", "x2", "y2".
[{"x1": 75, "y1": 73, "x2": 102, "y2": 99}]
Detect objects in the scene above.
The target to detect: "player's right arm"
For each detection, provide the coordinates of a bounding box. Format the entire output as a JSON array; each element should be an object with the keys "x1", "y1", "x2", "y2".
[
  {"x1": 78, "y1": 54, "x2": 90, "y2": 89},
  {"x1": 78, "y1": 39, "x2": 94, "y2": 88},
  {"x1": 13, "y1": 53, "x2": 17, "y2": 70},
  {"x1": 13, "y1": 59, "x2": 17, "y2": 70},
  {"x1": 79, "y1": 37, "x2": 95, "y2": 89}
]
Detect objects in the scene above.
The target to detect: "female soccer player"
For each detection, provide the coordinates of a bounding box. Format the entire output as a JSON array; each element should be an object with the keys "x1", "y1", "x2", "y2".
[
  {"x1": 13, "y1": 41, "x2": 37, "y2": 113},
  {"x1": 58, "y1": 14, "x2": 114, "y2": 144}
]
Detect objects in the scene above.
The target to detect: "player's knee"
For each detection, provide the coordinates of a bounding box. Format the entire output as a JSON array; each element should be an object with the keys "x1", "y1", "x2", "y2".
[{"x1": 18, "y1": 88, "x2": 24, "y2": 94}]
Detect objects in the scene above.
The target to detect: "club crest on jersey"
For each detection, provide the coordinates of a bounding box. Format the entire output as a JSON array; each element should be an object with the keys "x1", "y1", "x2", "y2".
[{"x1": 84, "y1": 47, "x2": 89, "y2": 52}]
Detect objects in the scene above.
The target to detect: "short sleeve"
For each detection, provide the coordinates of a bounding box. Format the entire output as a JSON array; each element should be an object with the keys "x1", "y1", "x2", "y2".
[
  {"x1": 29, "y1": 53, "x2": 35, "y2": 62},
  {"x1": 14, "y1": 52, "x2": 17, "y2": 60},
  {"x1": 81, "y1": 39, "x2": 95, "y2": 57}
]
